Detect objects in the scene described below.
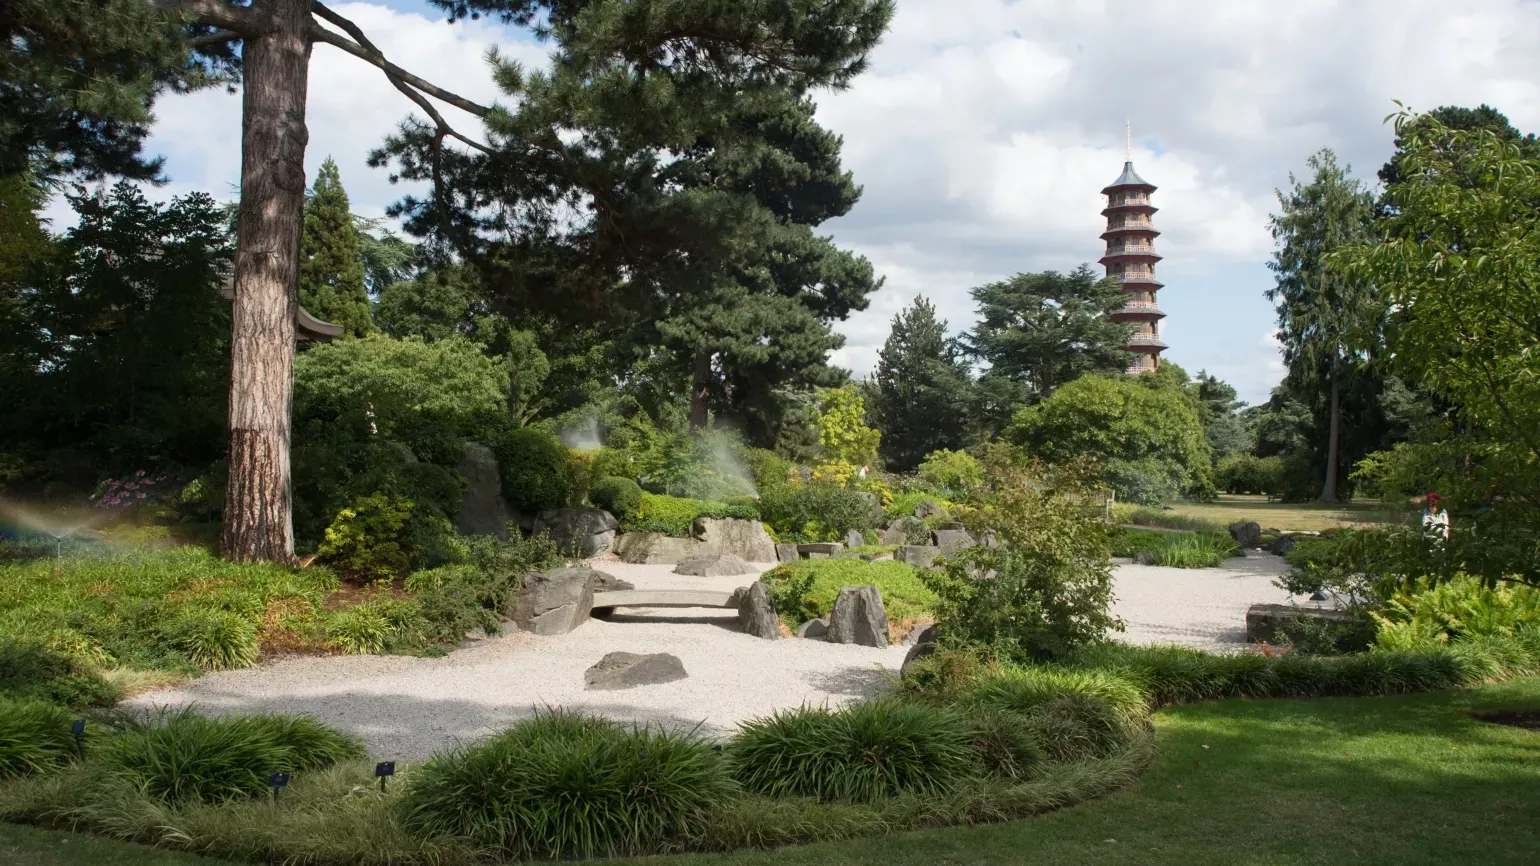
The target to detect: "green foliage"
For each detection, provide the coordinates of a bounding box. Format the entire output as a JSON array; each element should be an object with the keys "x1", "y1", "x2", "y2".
[
  {"x1": 589, "y1": 476, "x2": 644, "y2": 519},
  {"x1": 758, "y1": 483, "x2": 880, "y2": 542},
  {"x1": 815, "y1": 385, "x2": 881, "y2": 469},
  {"x1": 871, "y1": 297, "x2": 972, "y2": 471},
  {"x1": 1008, "y1": 374, "x2": 1213, "y2": 505},
  {"x1": 1215, "y1": 453, "x2": 1285, "y2": 496},
  {"x1": 1111, "y1": 504, "x2": 1227, "y2": 534},
  {"x1": 97, "y1": 708, "x2": 364, "y2": 805},
  {"x1": 299, "y1": 157, "x2": 374, "y2": 337},
  {"x1": 0, "y1": 641, "x2": 117, "y2": 709},
  {"x1": 1373, "y1": 577, "x2": 1540, "y2": 650},
  {"x1": 400, "y1": 711, "x2": 731, "y2": 859},
  {"x1": 323, "y1": 607, "x2": 392, "y2": 655},
  {"x1": 925, "y1": 453, "x2": 1119, "y2": 662},
  {"x1": 164, "y1": 608, "x2": 260, "y2": 671},
  {"x1": 0, "y1": 697, "x2": 76, "y2": 780},
  {"x1": 316, "y1": 493, "x2": 413, "y2": 582},
  {"x1": 1112, "y1": 529, "x2": 1237, "y2": 568},
  {"x1": 494, "y1": 427, "x2": 570, "y2": 513},
  {"x1": 884, "y1": 492, "x2": 950, "y2": 522},
  {"x1": 758, "y1": 559, "x2": 936, "y2": 629},
  {"x1": 741, "y1": 447, "x2": 793, "y2": 492},
  {"x1": 962, "y1": 266, "x2": 1133, "y2": 422},
  {"x1": 916, "y1": 449, "x2": 983, "y2": 494},
  {"x1": 405, "y1": 534, "x2": 563, "y2": 645},
  {"x1": 622, "y1": 492, "x2": 759, "y2": 537},
  {"x1": 729, "y1": 701, "x2": 977, "y2": 803}
]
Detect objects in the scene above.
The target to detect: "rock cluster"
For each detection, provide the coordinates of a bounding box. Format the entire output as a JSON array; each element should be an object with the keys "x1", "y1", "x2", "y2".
[
  {"x1": 614, "y1": 517, "x2": 776, "y2": 564},
  {"x1": 535, "y1": 507, "x2": 618, "y2": 557}
]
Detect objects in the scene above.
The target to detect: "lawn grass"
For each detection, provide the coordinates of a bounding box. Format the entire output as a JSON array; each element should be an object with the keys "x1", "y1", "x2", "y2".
[
  {"x1": 3, "y1": 680, "x2": 1536, "y2": 865},
  {"x1": 1163, "y1": 494, "x2": 1394, "y2": 532},
  {"x1": 626, "y1": 678, "x2": 1540, "y2": 866}
]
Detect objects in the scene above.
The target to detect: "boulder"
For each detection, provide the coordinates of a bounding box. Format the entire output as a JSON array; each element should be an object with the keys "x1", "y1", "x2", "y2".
[
  {"x1": 901, "y1": 619, "x2": 936, "y2": 647},
  {"x1": 535, "y1": 507, "x2": 619, "y2": 558},
  {"x1": 877, "y1": 524, "x2": 908, "y2": 547},
  {"x1": 933, "y1": 521, "x2": 966, "y2": 531},
  {"x1": 895, "y1": 545, "x2": 938, "y2": 568},
  {"x1": 512, "y1": 566, "x2": 596, "y2": 635},
  {"x1": 1227, "y1": 520, "x2": 1263, "y2": 549},
  {"x1": 454, "y1": 442, "x2": 514, "y2": 538},
  {"x1": 775, "y1": 542, "x2": 801, "y2": 563},
  {"x1": 1263, "y1": 536, "x2": 1299, "y2": 556},
  {"x1": 591, "y1": 570, "x2": 634, "y2": 593},
  {"x1": 796, "y1": 617, "x2": 829, "y2": 639},
  {"x1": 613, "y1": 532, "x2": 702, "y2": 565},
  {"x1": 826, "y1": 585, "x2": 891, "y2": 647},
  {"x1": 584, "y1": 652, "x2": 688, "y2": 690},
  {"x1": 914, "y1": 500, "x2": 947, "y2": 520},
  {"x1": 674, "y1": 553, "x2": 755, "y2": 577},
  {"x1": 846, "y1": 528, "x2": 866, "y2": 549},
  {"x1": 737, "y1": 582, "x2": 781, "y2": 640},
  {"x1": 1246, "y1": 603, "x2": 1375, "y2": 652},
  {"x1": 692, "y1": 517, "x2": 777, "y2": 562},
  {"x1": 1132, "y1": 550, "x2": 1157, "y2": 565},
  {"x1": 900, "y1": 623, "x2": 938, "y2": 676},
  {"x1": 930, "y1": 528, "x2": 976, "y2": 556}
]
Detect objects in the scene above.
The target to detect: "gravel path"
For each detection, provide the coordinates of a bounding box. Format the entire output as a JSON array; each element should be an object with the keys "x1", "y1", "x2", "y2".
[{"x1": 127, "y1": 553, "x2": 1303, "y2": 760}]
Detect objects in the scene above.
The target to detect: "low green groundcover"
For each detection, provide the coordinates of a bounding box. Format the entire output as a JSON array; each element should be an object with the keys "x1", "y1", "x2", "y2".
[
  {"x1": 758, "y1": 558, "x2": 938, "y2": 630},
  {"x1": 621, "y1": 493, "x2": 760, "y2": 537}
]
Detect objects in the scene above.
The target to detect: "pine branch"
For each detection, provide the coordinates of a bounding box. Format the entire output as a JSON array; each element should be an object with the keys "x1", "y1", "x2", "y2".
[
  {"x1": 147, "y1": 0, "x2": 270, "y2": 35},
  {"x1": 186, "y1": 29, "x2": 243, "y2": 48},
  {"x1": 308, "y1": 2, "x2": 490, "y2": 119}
]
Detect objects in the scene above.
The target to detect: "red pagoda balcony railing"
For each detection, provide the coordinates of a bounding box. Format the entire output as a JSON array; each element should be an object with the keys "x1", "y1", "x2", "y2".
[
  {"x1": 1111, "y1": 194, "x2": 1150, "y2": 207},
  {"x1": 1106, "y1": 242, "x2": 1157, "y2": 256},
  {"x1": 1119, "y1": 301, "x2": 1163, "y2": 313},
  {"x1": 1127, "y1": 333, "x2": 1167, "y2": 348},
  {"x1": 1108, "y1": 218, "x2": 1152, "y2": 229}
]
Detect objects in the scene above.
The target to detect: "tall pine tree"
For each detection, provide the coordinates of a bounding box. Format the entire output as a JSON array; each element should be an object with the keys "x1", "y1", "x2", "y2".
[
  {"x1": 872, "y1": 296, "x2": 971, "y2": 471},
  {"x1": 299, "y1": 157, "x2": 373, "y2": 337}
]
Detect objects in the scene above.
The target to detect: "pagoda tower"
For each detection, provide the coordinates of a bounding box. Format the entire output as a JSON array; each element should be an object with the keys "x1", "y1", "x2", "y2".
[{"x1": 1098, "y1": 129, "x2": 1166, "y2": 372}]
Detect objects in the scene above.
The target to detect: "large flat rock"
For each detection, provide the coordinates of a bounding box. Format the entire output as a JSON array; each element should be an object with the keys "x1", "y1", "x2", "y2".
[{"x1": 584, "y1": 652, "x2": 688, "y2": 690}]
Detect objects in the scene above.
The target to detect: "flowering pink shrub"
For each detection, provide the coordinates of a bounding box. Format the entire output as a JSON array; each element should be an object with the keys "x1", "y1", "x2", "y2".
[{"x1": 90, "y1": 470, "x2": 171, "y2": 509}]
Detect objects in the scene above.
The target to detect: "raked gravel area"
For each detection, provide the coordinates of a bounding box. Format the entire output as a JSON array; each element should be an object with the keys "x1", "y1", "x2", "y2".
[{"x1": 127, "y1": 552, "x2": 1308, "y2": 760}]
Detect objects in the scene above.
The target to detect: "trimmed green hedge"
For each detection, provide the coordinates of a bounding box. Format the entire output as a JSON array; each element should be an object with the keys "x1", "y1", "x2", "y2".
[
  {"x1": 621, "y1": 493, "x2": 759, "y2": 537},
  {"x1": 589, "y1": 476, "x2": 643, "y2": 519}
]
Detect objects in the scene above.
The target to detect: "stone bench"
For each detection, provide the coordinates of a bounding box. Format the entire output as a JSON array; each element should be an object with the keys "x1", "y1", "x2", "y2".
[{"x1": 590, "y1": 590, "x2": 738, "y2": 615}]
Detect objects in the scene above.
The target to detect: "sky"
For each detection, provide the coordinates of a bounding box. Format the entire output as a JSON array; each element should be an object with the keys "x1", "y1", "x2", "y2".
[{"x1": 46, "y1": 0, "x2": 1540, "y2": 405}]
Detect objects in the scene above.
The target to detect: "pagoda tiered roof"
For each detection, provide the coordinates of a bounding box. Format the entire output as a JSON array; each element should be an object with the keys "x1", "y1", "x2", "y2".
[{"x1": 1101, "y1": 161, "x2": 1156, "y2": 194}]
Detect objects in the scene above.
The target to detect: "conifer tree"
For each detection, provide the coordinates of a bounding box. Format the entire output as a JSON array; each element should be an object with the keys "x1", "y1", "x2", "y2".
[
  {"x1": 872, "y1": 296, "x2": 971, "y2": 471},
  {"x1": 299, "y1": 157, "x2": 373, "y2": 337}
]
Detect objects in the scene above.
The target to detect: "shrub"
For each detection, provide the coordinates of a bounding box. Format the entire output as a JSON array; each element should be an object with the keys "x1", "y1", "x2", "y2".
[
  {"x1": 1372, "y1": 576, "x2": 1540, "y2": 649},
  {"x1": 1019, "y1": 692, "x2": 1128, "y2": 762},
  {"x1": 758, "y1": 559, "x2": 936, "y2": 630},
  {"x1": 316, "y1": 492, "x2": 413, "y2": 581},
  {"x1": 917, "y1": 449, "x2": 983, "y2": 494},
  {"x1": 1215, "y1": 453, "x2": 1285, "y2": 496},
  {"x1": 400, "y1": 711, "x2": 731, "y2": 859},
  {"x1": 97, "y1": 708, "x2": 364, "y2": 804},
  {"x1": 758, "y1": 483, "x2": 879, "y2": 542},
  {"x1": 495, "y1": 427, "x2": 569, "y2": 512},
  {"x1": 0, "y1": 698, "x2": 76, "y2": 779},
  {"x1": 324, "y1": 606, "x2": 391, "y2": 654},
  {"x1": 963, "y1": 708, "x2": 1045, "y2": 781},
  {"x1": 884, "y1": 491, "x2": 950, "y2": 522},
  {"x1": 622, "y1": 493, "x2": 759, "y2": 537},
  {"x1": 589, "y1": 476, "x2": 643, "y2": 519},
  {"x1": 0, "y1": 640, "x2": 117, "y2": 708},
  {"x1": 1112, "y1": 505, "x2": 1227, "y2": 534},
  {"x1": 1113, "y1": 529, "x2": 1236, "y2": 567},
  {"x1": 730, "y1": 700, "x2": 976, "y2": 803},
  {"x1": 742, "y1": 447, "x2": 792, "y2": 492},
  {"x1": 165, "y1": 608, "x2": 260, "y2": 671},
  {"x1": 963, "y1": 666, "x2": 1148, "y2": 721}
]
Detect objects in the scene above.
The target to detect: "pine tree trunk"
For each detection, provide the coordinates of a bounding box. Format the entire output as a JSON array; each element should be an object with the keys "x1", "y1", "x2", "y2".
[
  {"x1": 689, "y1": 350, "x2": 712, "y2": 429},
  {"x1": 1319, "y1": 370, "x2": 1341, "y2": 503},
  {"x1": 220, "y1": 0, "x2": 312, "y2": 563}
]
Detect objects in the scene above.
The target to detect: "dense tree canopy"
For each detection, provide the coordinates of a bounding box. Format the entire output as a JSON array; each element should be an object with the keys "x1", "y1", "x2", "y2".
[
  {"x1": 299, "y1": 157, "x2": 375, "y2": 336},
  {"x1": 871, "y1": 296, "x2": 971, "y2": 471}
]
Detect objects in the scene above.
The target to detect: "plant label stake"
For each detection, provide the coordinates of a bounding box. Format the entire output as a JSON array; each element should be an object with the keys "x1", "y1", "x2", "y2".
[
  {"x1": 268, "y1": 771, "x2": 291, "y2": 804},
  {"x1": 375, "y1": 761, "x2": 395, "y2": 792},
  {"x1": 70, "y1": 719, "x2": 86, "y2": 760}
]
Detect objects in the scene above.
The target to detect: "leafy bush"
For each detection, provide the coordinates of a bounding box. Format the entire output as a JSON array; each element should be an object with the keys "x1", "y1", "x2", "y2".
[
  {"x1": 0, "y1": 640, "x2": 117, "y2": 708},
  {"x1": 758, "y1": 483, "x2": 879, "y2": 542},
  {"x1": 0, "y1": 697, "x2": 76, "y2": 779},
  {"x1": 741, "y1": 447, "x2": 792, "y2": 492},
  {"x1": 494, "y1": 427, "x2": 570, "y2": 512},
  {"x1": 1111, "y1": 504, "x2": 1227, "y2": 534},
  {"x1": 916, "y1": 449, "x2": 983, "y2": 494},
  {"x1": 884, "y1": 491, "x2": 950, "y2": 522},
  {"x1": 324, "y1": 606, "x2": 391, "y2": 654},
  {"x1": 165, "y1": 608, "x2": 260, "y2": 670},
  {"x1": 1018, "y1": 692, "x2": 1128, "y2": 762},
  {"x1": 1373, "y1": 576, "x2": 1540, "y2": 649},
  {"x1": 622, "y1": 493, "x2": 759, "y2": 537},
  {"x1": 589, "y1": 476, "x2": 643, "y2": 519},
  {"x1": 1215, "y1": 453, "x2": 1285, "y2": 496},
  {"x1": 963, "y1": 708, "x2": 1044, "y2": 781},
  {"x1": 316, "y1": 492, "x2": 413, "y2": 581},
  {"x1": 400, "y1": 711, "x2": 730, "y2": 859},
  {"x1": 730, "y1": 700, "x2": 976, "y2": 803},
  {"x1": 925, "y1": 453, "x2": 1119, "y2": 662},
  {"x1": 407, "y1": 535, "x2": 563, "y2": 645},
  {"x1": 97, "y1": 708, "x2": 365, "y2": 804},
  {"x1": 758, "y1": 559, "x2": 936, "y2": 630}
]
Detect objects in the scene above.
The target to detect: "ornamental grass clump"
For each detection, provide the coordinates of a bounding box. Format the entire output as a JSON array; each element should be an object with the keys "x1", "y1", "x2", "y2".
[
  {"x1": 97, "y1": 708, "x2": 365, "y2": 805},
  {"x1": 0, "y1": 698, "x2": 77, "y2": 780},
  {"x1": 729, "y1": 700, "x2": 977, "y2": 803},
  {"x1": 165, "y1": 608, "x2": 260, "y2": 670},
  {"x1": 399, "y1": 710, "x2": 731, "y2": 859}
]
